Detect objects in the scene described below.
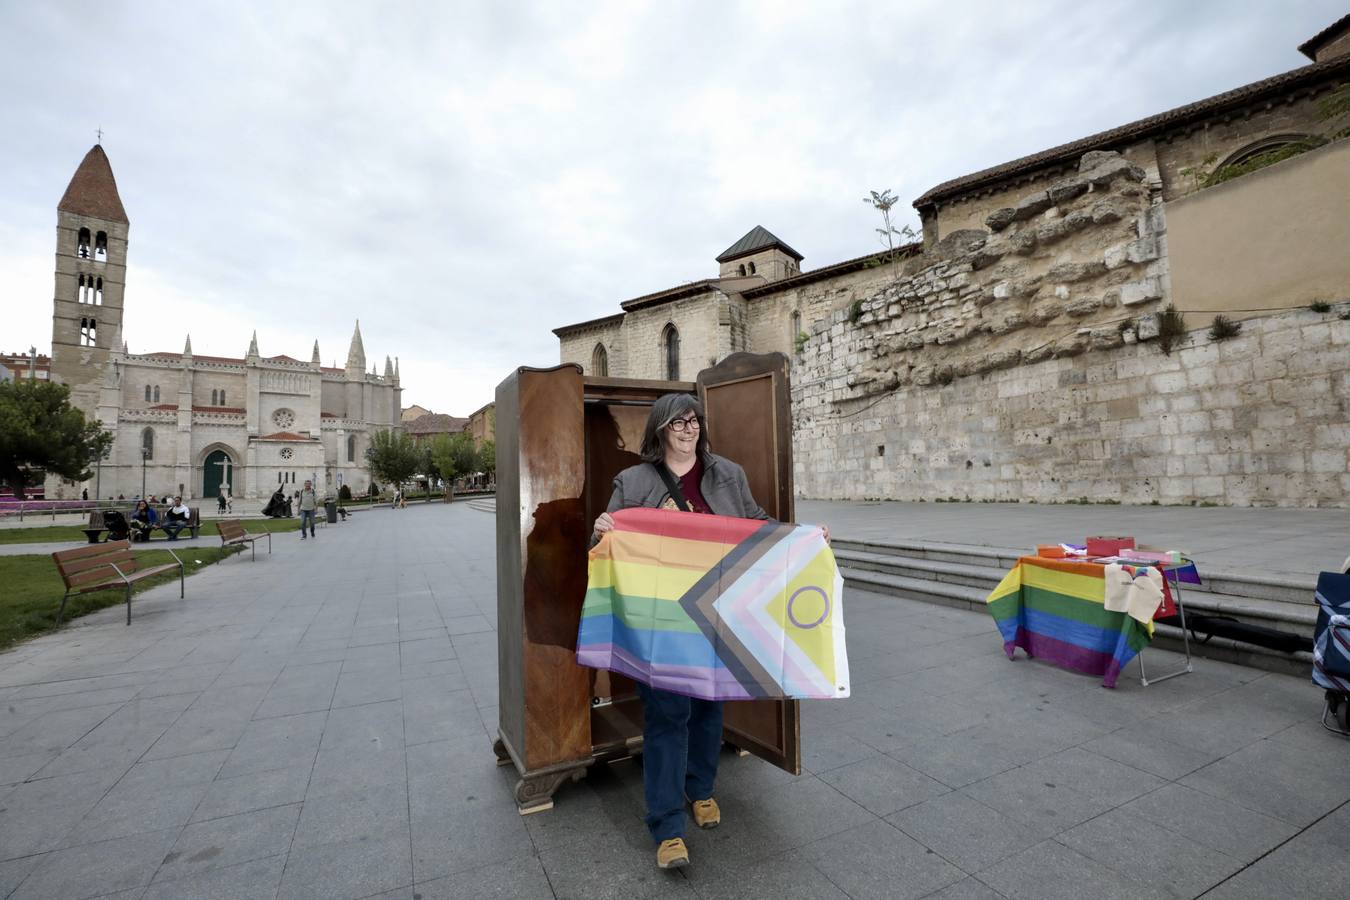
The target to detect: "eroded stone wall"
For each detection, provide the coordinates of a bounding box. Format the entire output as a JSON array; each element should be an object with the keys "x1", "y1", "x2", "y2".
[{"x1": 793, "y1": 307, "x2": 1349, "y2": 507}]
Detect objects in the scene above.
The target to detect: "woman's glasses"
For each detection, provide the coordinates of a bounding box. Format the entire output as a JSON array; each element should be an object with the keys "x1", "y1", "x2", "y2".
[{"x1": 667, "y1": 416, "x2": 701, "y2": 433}]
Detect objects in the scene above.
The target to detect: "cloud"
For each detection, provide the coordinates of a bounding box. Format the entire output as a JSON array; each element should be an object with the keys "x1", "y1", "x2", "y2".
[{"x1": 1, "y1": 0, "x2": 1343, "y2": 411}]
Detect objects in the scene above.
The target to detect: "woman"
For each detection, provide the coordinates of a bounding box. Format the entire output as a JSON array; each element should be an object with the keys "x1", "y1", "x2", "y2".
[
  {"x1": 129, "y1": 499, "x2": 157, "y2": 542},
  {"x1": 593, "y1": 393, "x2": 824, "y2": 871}
]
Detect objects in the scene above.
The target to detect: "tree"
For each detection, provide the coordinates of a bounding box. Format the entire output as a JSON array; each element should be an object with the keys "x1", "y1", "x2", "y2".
[
  {"x1": 476, "y1": 439, "x2": 496, "y2": 481},
  {"x1": 430, "y1": 432, "x2": 478, "y2": 486},
  {"x1": 0, "y1": 379, "x2": 112, "y2": 499},
  {"x1": 366, "y1": 429, "x2": 419, "y2": 495}
]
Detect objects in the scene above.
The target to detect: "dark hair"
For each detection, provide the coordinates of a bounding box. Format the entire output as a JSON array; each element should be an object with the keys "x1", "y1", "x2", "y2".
[{"x1": 639, "y1": 393, "x2": 709, "y2": 463}]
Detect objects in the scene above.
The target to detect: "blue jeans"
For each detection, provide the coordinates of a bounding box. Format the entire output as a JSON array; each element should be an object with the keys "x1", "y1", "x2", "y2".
[
  {"x1": 636, "y1": 682, "x2": 723, "y2": 843},
  {"x1": 298, "y1": 509, "x2": 316, "y2": 536}
]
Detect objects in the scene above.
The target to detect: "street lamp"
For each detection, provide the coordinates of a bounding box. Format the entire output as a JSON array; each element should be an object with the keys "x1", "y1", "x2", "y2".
[{"x1": 140, "y1": 445, "x2": 150, "y2": 499}]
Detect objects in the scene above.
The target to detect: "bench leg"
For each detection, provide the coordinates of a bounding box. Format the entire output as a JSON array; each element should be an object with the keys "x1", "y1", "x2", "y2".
[
  {"x1": 179, "y1": 566, "x2": 185, "y2": 598},
  {"x1": 58, "y1": 590, "x2": 70, "y2": 625},
  {"x1": 251, "y1": 541, "x2": 256, "y2": 562},
  {"x1": 125, "y1": 583, "x2": 133, "y2": 626}
]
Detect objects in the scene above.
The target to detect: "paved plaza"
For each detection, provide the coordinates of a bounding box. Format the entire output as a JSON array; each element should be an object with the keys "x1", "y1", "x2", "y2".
[{"x1": 1, "y1": 503, "x2": 1348, "y2": 899}]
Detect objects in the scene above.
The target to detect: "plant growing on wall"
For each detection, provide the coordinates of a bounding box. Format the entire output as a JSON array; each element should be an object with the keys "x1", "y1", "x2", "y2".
[
  {"x1": 1208, "y1": 315, "x2": 1242, "y2": 341},
  {"x1": 1156, "y1": 306, "x2": 1187, "y2": 356},
  {"x1": 862, "y1": 189, "x2": 917, "y2": 280},
  {"x1": 794, "y1": 331, "x2": 810, "y2": 353}
]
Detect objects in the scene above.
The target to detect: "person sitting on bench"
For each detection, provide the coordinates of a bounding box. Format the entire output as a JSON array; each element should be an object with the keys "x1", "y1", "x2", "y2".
[
  {"x1": 130, "y1": 500, "x2": 157, "y2": 542},
  {"x1": 163, "y1": 496, "x2": 191, "y2": 541}
]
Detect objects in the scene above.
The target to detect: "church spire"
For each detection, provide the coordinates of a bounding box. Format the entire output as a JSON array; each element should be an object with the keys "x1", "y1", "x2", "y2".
[
  {"x1": 346, "y1": 320, "x2": 366, "y2": 373},
  {"x1": 311, "y1": 340, "x2": 321, "y2": 365},
  {"x1": 247, "y1": 330, "x2": 259, "y2": 360},
  {"x1": 58, "y1": 145, "x2": 129, "y2": 224},
  {"x1": 183, "y1": 334, "x2": 193, "y2": 356},
  {"x1": 384, "y1": 355, "x2": 394, "y2": 378},
  {"x1": 394, "y1": 356, "x2": 400, "y2": 385}
]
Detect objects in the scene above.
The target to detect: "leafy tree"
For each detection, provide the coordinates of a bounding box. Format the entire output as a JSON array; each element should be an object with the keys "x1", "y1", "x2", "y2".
[
  {"x1": 0, "y1": 379, "x2": 112, "y2": 499},
  {"x1": 476, "y1": 439, "x2": 496, "y2": 479},
  {"x1": 431, "y1": 432, "x2": 478, "y2": 485},
  {"x1": 366, "y1": 429, "x2": 419, "y2": 494}
]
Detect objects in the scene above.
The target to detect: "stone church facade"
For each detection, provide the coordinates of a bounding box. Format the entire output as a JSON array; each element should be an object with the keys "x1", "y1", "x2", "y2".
[
  {"x1": 557, "y1": 16, "x2": 1350, "y2": 507},
  {"x1": 46, "y1": 146, "x2": 403, "y2": 501}
]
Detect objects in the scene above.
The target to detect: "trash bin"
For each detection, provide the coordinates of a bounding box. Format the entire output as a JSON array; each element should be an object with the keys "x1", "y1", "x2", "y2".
[{"x1": 325, "y1": 499, "x2": 338, "y2": 524}]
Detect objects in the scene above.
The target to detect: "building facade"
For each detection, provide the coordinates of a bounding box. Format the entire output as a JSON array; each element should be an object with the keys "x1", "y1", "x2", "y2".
[{"x1": 46, "y1": 145, "x2": 403, "y2": 501}]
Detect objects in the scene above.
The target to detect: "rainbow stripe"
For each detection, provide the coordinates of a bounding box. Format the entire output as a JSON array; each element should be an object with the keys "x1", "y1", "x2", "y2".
[
  {"x1": 986, "y1": 557, "x2": 1152, "y2": 688},
  {"x1": 577, "y1": 507, "x2": 848, "y2": 701}
]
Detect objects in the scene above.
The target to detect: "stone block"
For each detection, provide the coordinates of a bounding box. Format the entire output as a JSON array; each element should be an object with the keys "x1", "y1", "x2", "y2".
[
  {"x1": 1104, "y1": 243, "x2": 1128, "y2": 270},
  {"x1": 1009, "y1": 229, "x2": 1038, "y2": 256},
  {"x1": 1029, "y1": 303, "x2": 1063, "y2": 325},
  {"x1": 1047, "y1": 261, "x2": 1107, "y2": 283},
  {"x1": 1120, "y1": 278, "x2": 1163, "y2": 306},
  {"x1": 1048, "y1": 178, "x2": 1089, "y2": 205},
  {"x1": 1066, "y1": 297, "x2": 1101, "y2": 317},
  {"x1": 1090, "y1": 198, "x2": 1128, "y2": 224},
  {"x1": 1078, "y1": 150, "x2": 1147, "y2": 188},
  {"x1": 985, "y1": 207, "x2": 1016, "y2": 231},
  {"x1": 1010, "y1": 191, "x2": 1052, "y2": 222},
  {"x1": 1054, "y1": 285, "x2": 1071, "y2": 300},
  {"x1": 1089, "y1": 327, "x2": 1125, "y2": 350}
]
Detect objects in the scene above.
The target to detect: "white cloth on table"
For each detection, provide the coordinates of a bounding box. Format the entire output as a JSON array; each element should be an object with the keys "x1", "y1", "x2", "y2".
[{"x1": 1104, "y1": 563, "x2": 1164, "y2": 624}]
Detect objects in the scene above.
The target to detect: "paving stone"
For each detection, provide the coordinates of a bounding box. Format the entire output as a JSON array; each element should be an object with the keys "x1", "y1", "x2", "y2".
[
  {"x1": 682, "y1": 850, "x2": 850, "y2": 900},
  {"x1": 9, "y1": 826, "x2": 178, "y2": 899},
  {"x1": 888, "y1": 791, "x2": 1053, "y2": 872},
  {"x1": 744, "y1": 775, "x2": 874, "y2": 848},
  {"x1": 0, "y1": 769, "x2": 121, "y2": 859},
  {"x1": 817, "y1": 753, "x2": 951, "y2": 816},
  {"x1": 799, "y1": 818, "x2": 966, "y2": 899},
  {"x1": 1179, "y1": 738, "x2": 1350, "y2": 827},
  {"x1": 140, "y1": 852, "x2": 286, "y2": 899},
  {"x1": 885, "y1": 730, "x2": 1022, "y2": 789},
  {"x1": 292, "y1": 781, "x2": 409, "y2": 849},
  {"x1": 191, "y1": 764, "x2": 313, "y2": 822},
  {"x1": 1204, "y1": 801, "x2": 1350, "y2": 899},
  {"x1": 275, "y1": 835, "x2": 412, "y2": 900},
  {"x1": 154, "y1": 803, "x2": 301, "y2": 882},
  {"x1": 975, "y1": 839, "x2": 1171, "y2": 900},
  {"x1": 414, "y1": 854, "x2": 554, "y2": 900},
  {"x1": 1012, "y1": 746, "x2": 1165, "y2": 806},
  {"x1": 318, "y1": 699, "x2": 403, "y2": 753},
  {"x1": 217, "y1": 710, "x2": 327, "y2": 779},
  {"x1": 1121, "y1": 783, "x2": 1299, "y2": 861},
  {"x1": 306, "y1": 745, "x2": 407, "y2": 798},
  {"x1": 1079, "y1": 721, "x2": 1221, "y2": 780}
]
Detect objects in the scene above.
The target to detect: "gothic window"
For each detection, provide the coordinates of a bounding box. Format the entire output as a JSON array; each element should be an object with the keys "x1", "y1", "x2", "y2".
[
  {"x1": 80, "y1": 317, "x2": 97, "y2": 347},
  {"x1": 95, "y1": 231, "x2": 107, "y2": 261},
  {"x1": 219, "y1": 389, "x2": 226, "y2": 405},
  {"x1": 77, "y1": 228, "x2": 91, "y2": 259},
  {"x1": 748, "y1": 262, "x2": 757, "y2": 275},
  {"x1": 592, "y1": 343, "x2": 608, "y2": 377},
  {"x1": 145, "y1": 384, "x2": 152, "y2": 402},
  {"x1": 141, "y1": 427, "x2": 154, "y2": 460},
  {"x1": 210, "y1": 389, "x2": 218, "y2": 406},
  {"x1": 94, "y1": 277, "x2": 103, "y2": 305},
  {"x1": 347, "y1": 434, "x2": 356, "y2": 462},
  {"x1": 663, "y1": 324, "x2": 680, "y2": 381},
  {"x1": 153, "y1": 385, "x2": 160, "y2": 403}
]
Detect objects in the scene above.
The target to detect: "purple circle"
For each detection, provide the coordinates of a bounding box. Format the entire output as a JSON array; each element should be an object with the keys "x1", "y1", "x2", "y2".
[{"x1": 787, "y1": 586, "x2": 830, "y2": 629}]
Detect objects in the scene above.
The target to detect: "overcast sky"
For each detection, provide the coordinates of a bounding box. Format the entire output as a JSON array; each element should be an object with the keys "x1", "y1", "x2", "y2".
[{"x1": 1, "y1": 1, "x2": 1342, "y2": 413}]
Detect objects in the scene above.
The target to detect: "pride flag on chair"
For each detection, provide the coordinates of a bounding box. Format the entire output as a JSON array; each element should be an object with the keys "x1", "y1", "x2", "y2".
[
  {"x1": 986, "y1": 557, "x2": 1154, "y2": 688},
  {"x1": 577, "y1": 508, "x2": 848, "y2": 701}
]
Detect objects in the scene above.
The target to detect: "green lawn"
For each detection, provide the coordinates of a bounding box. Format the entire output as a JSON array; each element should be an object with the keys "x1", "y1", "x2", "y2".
[
  {"x1": 0, "y1": 546, "x2": 241, "y2": 650},
  {"x1": 0, "y1": 516, "x2": 332, "y2": 546}
]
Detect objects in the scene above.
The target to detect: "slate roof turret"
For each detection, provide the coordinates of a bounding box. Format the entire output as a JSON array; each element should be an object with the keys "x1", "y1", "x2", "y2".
[{"x1": 58, "y1": 145, "x2": 129, "y2": 224}]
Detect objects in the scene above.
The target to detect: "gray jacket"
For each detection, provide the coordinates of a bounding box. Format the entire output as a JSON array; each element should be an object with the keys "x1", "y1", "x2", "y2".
[{"x1": 605, "y1": 453, "x2": 770, "y2": 520}]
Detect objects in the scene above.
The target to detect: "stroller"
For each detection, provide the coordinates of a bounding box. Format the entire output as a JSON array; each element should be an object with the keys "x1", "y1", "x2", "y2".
[
  {"x1": 102, "y1": 509, "x2": 131, "y2": 543},
  {"x1": 1312, "y1": 568, "x2": 1350, "y2": 737}
]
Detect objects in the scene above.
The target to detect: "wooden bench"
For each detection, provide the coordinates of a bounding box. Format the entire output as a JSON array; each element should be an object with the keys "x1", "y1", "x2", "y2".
[
  {"x1": 84, "y1": 507, "x2": 202, "y2": 543},
  {"x1": 51, "y1": 540, "x2": 185, "y2": 626},
  {"x1": 217, "y1": 519, "x2": 272, "y2": 561},
  {"x1": 157, "y1": 506, "x2": 201, "y2": 540}
]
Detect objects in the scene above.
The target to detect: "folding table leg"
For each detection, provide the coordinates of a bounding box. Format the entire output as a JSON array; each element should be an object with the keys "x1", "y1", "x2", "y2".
[{"x1": 1140, "y1": 575, "x2": 1194, "y2": 686}]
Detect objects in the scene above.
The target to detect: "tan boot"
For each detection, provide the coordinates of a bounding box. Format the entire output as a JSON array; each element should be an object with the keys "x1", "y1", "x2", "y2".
[
  {"x1": 691, "y1": 797, "x2": 721, "y2": 829},
  {"x1": 656, "y1": 837, "x2": 689, "y2": 869}
]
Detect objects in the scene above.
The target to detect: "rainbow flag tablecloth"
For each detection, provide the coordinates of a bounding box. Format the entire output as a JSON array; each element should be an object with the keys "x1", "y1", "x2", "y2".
[
  {"x1": 577, "y1": 508, "x2": 848, "y2": 701},
  {"x1": 986, "y1": 557, "x2": 1153, "y2": 688}
]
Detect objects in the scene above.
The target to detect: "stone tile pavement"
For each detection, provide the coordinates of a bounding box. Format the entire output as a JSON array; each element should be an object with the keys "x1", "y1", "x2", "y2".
[{"x1": 1, "y1": 503, "x2": 1347, "y2": 899}]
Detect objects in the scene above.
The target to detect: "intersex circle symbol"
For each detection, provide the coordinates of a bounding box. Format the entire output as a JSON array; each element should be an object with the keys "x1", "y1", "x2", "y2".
[{"x1": 787, "y1": 586, "x2": 830, "y2": 629}]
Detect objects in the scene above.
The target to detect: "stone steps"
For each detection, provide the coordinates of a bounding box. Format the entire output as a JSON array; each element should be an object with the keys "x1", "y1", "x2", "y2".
[
  {"x1": 467, "y1": 498, "x2": 496, "y2": 514},
  {"x1": 833, "y1": 537, "x2": 1317, "y2": 677}
]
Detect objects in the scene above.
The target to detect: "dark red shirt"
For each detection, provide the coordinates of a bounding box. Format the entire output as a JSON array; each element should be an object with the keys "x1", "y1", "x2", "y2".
[{"x1": 677, "y1": 459, "x2": 712, "y2": 514}]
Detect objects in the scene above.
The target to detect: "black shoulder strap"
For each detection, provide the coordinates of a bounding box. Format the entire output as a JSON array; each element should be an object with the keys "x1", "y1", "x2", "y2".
[{"x1": 652, "y1": 463, "x2": 692, "y2": 512}]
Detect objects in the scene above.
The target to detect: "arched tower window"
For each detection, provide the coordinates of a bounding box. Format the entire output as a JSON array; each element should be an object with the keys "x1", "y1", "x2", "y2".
[
  {"x1": 663, "y1": 324, "x2": 680, "y2": 381},
  {"x1": 77, "y1": 228, "x2": 91, "y2": 259},
  {"x1": 153, "y1": 385, "x2": 160, "y2": 403},
  {"x1": 347, "y1": 434, "x2": 356, "y2": 462},
  {"x1": 210, "y1": 389, "x2": 217, "y2": 406},
  {"x1": 748, "y1": 261, "x2": 757, "y2": 275},
  {"x1": 94, "y1": 231, "x2": 107, "y2": 261},
  {"x1": 592, "y1": 343, "x2": 608, "y2": 377},
  {"x1": 737, "y1": 264, "x2": 746, "y2": 276},
  {"x1": 78, "y1": 274, "x2": 87, "y2": 304},
  {"x1": 94, "y1": 277, "x2": 103, "y2": 305},
  {"x1": 219, "y1": 389, "x2": 225, "y2": 405},
  {"x1": 145, "y1": 384, "x2": 152, "y2": 402},
  {"x1": 141, "y1": 427, "x2": 154, "y2": 461},
  {"x1": 80, "y1": 317, "x2": 97, "y2": 347}
]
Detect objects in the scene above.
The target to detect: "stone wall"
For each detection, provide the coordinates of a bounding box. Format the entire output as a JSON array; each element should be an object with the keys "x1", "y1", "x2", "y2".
[
  {"x1": 792, "y1": 306, "x2": 1350, "y2": 507},
  {"x1": 800, "y1": 150, "x2": 1171, "y2": 403}
]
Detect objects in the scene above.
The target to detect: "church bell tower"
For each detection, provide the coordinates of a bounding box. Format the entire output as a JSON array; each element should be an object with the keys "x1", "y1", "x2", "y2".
[{"x1": 50, "y1": 144, "x2": 130, "y2": 418}]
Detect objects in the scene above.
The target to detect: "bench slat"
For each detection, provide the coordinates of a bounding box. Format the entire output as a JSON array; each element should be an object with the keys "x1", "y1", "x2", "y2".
[
  {"x1": 65, "y1": 567, "x2": 125, "y2": 589},
  {"x1": 58, "y1": 550, "x2": 136, "y2": 577},
  {"x1": 54, "y1": 540, "x2": 132, "y2": 563}
]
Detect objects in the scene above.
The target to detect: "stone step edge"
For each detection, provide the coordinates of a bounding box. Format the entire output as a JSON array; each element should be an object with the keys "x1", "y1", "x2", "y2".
[
  {"x1": 832, "y1": 536, "x2": 1320, "y2": 594},
  {"x1": 837, "y1": 567, "x2": 1316, "y2": 632}
]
